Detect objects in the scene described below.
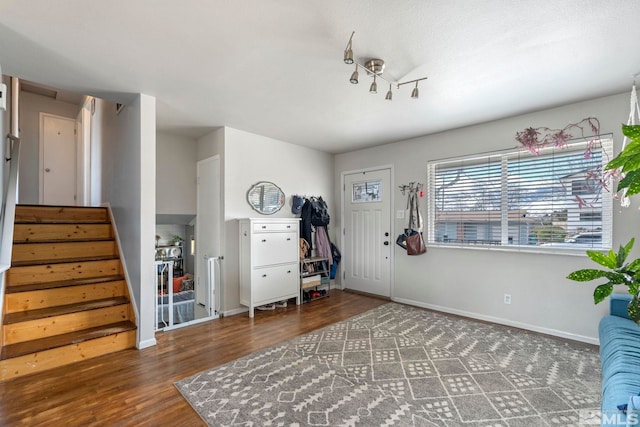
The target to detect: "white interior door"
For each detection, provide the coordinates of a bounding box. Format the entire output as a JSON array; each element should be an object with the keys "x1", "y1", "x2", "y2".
[
  {"x1": 196, "y1": 155, "x2": 222, "y2": 317},
  {"x1": 343, "y1": 168, "x2": 392, "y2": 297},
  {"x1": 40, "y1": 113, "x2": 77, "y2": 205}
]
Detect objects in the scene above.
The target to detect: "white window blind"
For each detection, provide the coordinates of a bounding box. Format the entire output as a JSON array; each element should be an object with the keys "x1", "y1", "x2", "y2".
[{"x1": 426, "y1": 137, "x2": 613, "y2": 251}]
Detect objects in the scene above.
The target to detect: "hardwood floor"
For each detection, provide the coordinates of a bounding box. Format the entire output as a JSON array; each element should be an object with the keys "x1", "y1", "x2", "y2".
[{"x1": 0, "y1": 290, "x2": 387, "y2": 426}]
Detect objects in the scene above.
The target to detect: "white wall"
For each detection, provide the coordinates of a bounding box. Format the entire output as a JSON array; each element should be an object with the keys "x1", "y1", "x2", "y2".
[
  {"x1": 94, "y1": 94, "x2": 157, "y2": 348},
  {"x1": 17, "y1": 91, "x2": 80, "y2": 204},
  {"x1": 197, "y1": 127, "x2": 224, "y2": 162},
  {"x1": 207, "y1": 127, "x2": 334, "y2": 314},
  {"x1": 89, "y1": 99, "x2": 105, "y2": 206},
  {"x1": 224, "y1": 127, "x2": 334, "y2": 219},
  {"x1": 138, "y1": 95, "x2": 156, "y2": 348},
  {"x1": 335, "y1": 92, "x2": 635, "y2": 344},
  {"x1": 156, "y1": 132, "x2": 197, "y2": 215}
]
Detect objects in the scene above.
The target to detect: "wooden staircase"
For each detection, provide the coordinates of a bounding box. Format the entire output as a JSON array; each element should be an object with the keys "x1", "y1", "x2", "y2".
[{"x1": 0, "y1": 205, "x2": 137, "y2": 381}]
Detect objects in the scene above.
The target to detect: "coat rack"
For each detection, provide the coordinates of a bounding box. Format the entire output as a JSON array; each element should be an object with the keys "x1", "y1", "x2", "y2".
[{"x1": 399, "y1": 182, "x2": 423, "y2": 196}]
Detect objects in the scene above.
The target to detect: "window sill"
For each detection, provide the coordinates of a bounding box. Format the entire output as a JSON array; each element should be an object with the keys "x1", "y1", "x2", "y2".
[{"x1": 426, "y1": 243, "x2": 608, "y2": 257}]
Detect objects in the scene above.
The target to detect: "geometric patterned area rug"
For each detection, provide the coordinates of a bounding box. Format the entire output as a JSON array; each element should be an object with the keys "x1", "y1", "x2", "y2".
[{"x1": 175, "y1": 303, "x2": 601, "y2": 426}]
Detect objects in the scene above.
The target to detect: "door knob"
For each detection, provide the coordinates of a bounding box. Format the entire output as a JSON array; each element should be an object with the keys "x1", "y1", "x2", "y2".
[{"x1": 45, "y1": 168, "x2": 51, "y2": 172}]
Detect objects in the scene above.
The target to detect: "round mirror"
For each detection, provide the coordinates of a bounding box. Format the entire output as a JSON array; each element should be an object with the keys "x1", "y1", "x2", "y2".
[{"x1": 247, "y1": 181, "x2": 285, "y2": 215}]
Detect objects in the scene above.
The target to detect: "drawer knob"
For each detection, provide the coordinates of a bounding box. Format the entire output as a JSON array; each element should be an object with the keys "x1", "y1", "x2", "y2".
[
  {"x1": 262, "y1": 274, "x2": 267, "y2": 278},
  {"x1": 261, "y1": 225, "x2": 267, "y2": 229},
  {"x1": 287, "y1": 270, "x2": 291, "y2": 274},
  {"x1": 262, "y1": 239, "x2": 267, "y2": 243},
  {"x1": 286, "y1": 238, "x2": 291, "y2": 241}
]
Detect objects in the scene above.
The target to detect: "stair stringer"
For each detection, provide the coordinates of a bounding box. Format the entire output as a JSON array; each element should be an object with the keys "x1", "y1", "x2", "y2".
[{"x1": 102, "y1": 203, "x2": 142, "y2": 346}]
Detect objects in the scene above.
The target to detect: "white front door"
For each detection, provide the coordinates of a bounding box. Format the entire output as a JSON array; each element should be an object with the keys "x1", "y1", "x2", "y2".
[
  {"x1": 196, "y1": 155, "x2": 222, "y2": 318},
  {"x1": 40, "y1": 113, "x2": 77, "y2": 205},
  {"x1": 343, "y1": 168, "x2": 392, "y2": 297}
]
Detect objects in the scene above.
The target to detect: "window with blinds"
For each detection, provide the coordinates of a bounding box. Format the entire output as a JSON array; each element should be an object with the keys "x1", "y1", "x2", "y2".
[{"x1": 426, "y1": 137, "x2": 613, "y2": 251}]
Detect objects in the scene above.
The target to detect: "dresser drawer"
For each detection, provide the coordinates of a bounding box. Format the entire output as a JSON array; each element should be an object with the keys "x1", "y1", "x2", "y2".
[
  {"x1": 251, "y1": 264, "x2": 298, "y2": 304},
  {"x1": 252, "y1": 222, "x2": 296, "y2": 233},
  {"x1": 252, "y1": 231, "x2": 298, "y2": 266}
]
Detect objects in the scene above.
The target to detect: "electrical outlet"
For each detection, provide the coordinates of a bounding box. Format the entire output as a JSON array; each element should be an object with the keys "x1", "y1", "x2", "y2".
[
  {"x1": 504, "y1": 293, "x2": 512, "y2": 304},
  {"x1": 396, "y1": 210, "x2": 405, "y2": 219}
]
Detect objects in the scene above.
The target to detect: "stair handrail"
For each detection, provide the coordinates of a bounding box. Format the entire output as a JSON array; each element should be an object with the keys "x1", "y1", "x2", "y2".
[{"x1": 0, "y1": 134, "x2": 20, "y2": 273}]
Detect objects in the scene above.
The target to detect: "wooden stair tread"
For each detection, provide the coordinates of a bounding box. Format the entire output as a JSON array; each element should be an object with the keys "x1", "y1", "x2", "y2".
[
  {"x1": 0, "y1": 321, "x2": 136, "y2": 360},
  {"x1": 11, "y1": 254, "x2": 119, "y2": 267},
  {"x1": 11, "y1": 241, "x2": 118, "y2": 263},
  {"x1": 13, "y1": 237, "x2": 114, "y2": 244},
  {"x1": 14, "y1": 219, "x2": 108, "y2": 224},
  {"x1": 13, "y1": 222, "x2": 113, "y2": 243},
  {"x1": 14, "y1": 220, "x2": 110, "y2": 224},
  {"x1": 15, "y1": 205, "x2": 109, "y2": 224},
  {"x1": 14, "y1": 222, "x2": 111, "y2": 227},
  {"x1": 4, "y1": 297, "x2": 130, "y2": 324},
  {"x1": 5, "y1": 275, "x2": 125, "y2": 293}
]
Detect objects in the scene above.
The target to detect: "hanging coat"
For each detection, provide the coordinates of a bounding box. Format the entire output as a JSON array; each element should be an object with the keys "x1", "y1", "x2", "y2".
[
  {"x1": 315, "y1": 225, "x2": 333, "y2": 265},
  {"x1": 300, "y1": 199, "x2": 313, "y2": 257}
]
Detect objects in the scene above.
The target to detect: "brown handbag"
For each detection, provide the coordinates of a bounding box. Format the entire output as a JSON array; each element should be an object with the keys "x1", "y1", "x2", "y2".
[
  {"x1": 299, "y1": 238, "x2": 310, "y2": 260},
  {"x1": 406, "y1": 232, "x2": 426, "y2": 255}
]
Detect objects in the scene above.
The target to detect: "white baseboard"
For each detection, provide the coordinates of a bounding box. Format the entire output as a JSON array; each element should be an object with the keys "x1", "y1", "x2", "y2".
[
  {"x1": 223, "y1": 307, "x2": 249, "y2": 317},
  {"x1": 137, "y1": 337, "x2": 157, "y2": 349},
  {"x1": 160, "y1": 315, "x2": 218, "y2": 331},
  {"x1": 391, "y1": 297, "x2": 599, "y2": 346}
]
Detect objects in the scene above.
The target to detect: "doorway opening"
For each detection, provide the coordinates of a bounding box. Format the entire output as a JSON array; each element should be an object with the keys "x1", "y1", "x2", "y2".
[{"x1": 154, "y1": 154, "x2": 223, "y2": 331}]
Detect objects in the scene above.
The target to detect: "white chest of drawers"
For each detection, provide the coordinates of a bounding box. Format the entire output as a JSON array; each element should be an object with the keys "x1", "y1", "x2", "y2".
[{"x1": 239, "y1": 218, "x2": 300, "y2": 318}]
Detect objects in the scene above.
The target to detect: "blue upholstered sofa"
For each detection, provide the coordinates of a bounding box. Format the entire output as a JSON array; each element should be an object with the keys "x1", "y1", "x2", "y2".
[{"x1": 599, "y1": 293, "x2": 640, "y2": 426}]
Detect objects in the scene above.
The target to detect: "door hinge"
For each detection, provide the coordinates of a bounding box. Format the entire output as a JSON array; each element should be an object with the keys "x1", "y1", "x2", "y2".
[
  {"x1": 343, "y1": 271, "x2": 345, "y2": 280},
  {"x1": 74, "y1": 128, "x2": 77, "y2": 135},
  {"x1": 343, "y1": 228, "x2": 345, "y2": 235}
]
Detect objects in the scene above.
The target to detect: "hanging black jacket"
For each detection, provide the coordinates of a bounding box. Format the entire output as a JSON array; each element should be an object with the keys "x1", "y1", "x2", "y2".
[{"x1": 300, "y1": 199, "x2": 313, "y2": 257}]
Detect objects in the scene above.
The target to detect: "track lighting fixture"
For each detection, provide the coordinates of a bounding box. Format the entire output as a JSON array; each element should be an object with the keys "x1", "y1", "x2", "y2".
[{"x1": 343, "y1": 31, "x2": 427, "y2": 101}]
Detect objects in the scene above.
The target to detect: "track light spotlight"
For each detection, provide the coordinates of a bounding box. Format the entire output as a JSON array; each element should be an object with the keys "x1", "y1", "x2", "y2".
[
  {"x1": 350, "y1": 65, "x2": 359, "y2": 84},
  {"x1": 369, "y1": 75, "x2": 377, "y2": 94},
  {"x1": 411, "y1": 81, "x2": 419, "y2": 99},
  {"x1": 343, "y1": 31, "x2": 355, "y2": 64},
  {"x1": 344, "y1": 48, "x2": 353, "y2": 64},
  {"x1": 343, "y1": 31, "x2": 428, "y2": 102}
]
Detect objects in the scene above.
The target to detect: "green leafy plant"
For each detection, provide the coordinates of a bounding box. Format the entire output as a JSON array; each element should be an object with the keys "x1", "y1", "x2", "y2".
[
  {"x1": 567, "y1": 238, "x2": 640, "y2": 323},
  {"x1": 605, "y1": 124, "x2": 640, "y2": 196}
]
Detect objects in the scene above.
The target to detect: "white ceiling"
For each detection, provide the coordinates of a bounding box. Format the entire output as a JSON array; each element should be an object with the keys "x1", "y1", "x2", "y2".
[{"x1": 1, "y1": 0, "x2": 639, "y2": 154}]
